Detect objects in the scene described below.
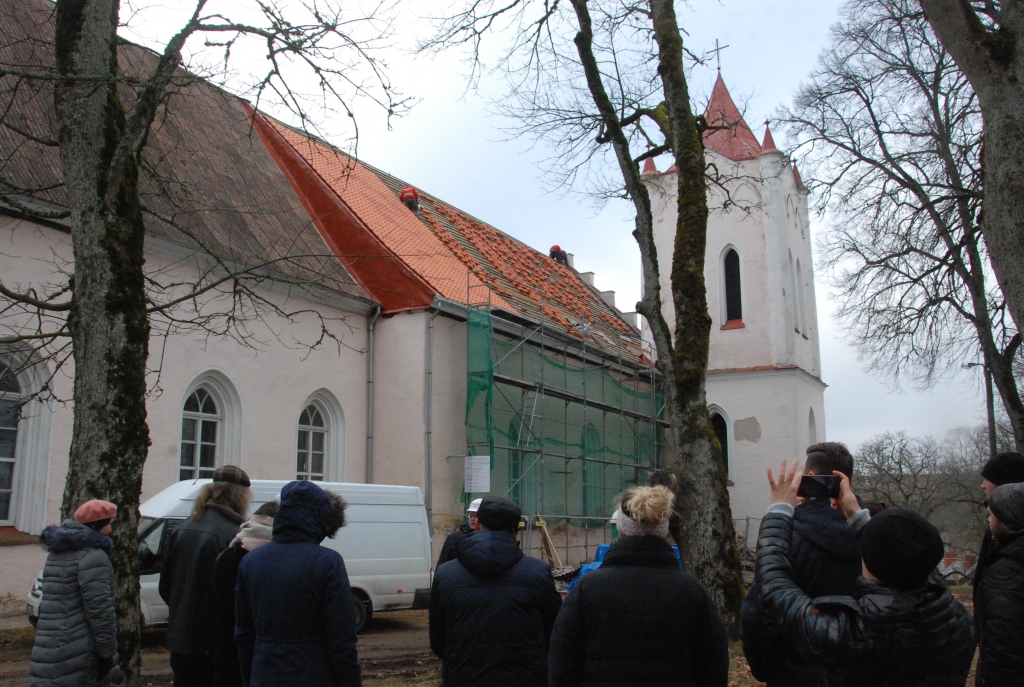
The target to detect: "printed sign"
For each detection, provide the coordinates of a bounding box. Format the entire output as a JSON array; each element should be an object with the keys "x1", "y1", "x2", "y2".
[{"x1": 465, "y1": 455, "x2": 491, "y2": 493}]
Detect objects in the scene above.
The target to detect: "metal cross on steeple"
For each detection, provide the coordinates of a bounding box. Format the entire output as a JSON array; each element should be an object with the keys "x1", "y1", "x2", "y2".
[{"x1": 711, "y1": 39, "x2": 730, "y2": 71}]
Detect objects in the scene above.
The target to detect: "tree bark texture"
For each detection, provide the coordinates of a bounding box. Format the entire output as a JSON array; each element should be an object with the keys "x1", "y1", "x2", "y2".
[
  {"x1": 55, "y1": 1, "x2": 151, "y2": 685},
  {"x1": 919, "y1": 0, "x2": 1024, "y2": 337},
  {"x1": 568, "y1": 0, "x2": 743, "y2": 635}
]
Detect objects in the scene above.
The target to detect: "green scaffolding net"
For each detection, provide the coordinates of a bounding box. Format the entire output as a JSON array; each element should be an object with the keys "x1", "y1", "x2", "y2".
[{"x1": 466, "y1": 309, "x2": 664, "y2": 562}]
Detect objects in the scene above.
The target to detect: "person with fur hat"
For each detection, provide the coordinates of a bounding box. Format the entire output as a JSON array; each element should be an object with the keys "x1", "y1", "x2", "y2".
[
  {"x1": 756, "y1": 460, "x2": 975, "y2": 687},
  {"x1": 29, "y1": 499, "x2": 122, "y2": 687},
  {"x1": 212, "y1": 501, "x2": 278, "y2": 687},
  {"x1": 974, "y1": 452, "x2": 1024, "y2": 620},
  {"x1": 235, "y1": 480, "x2": 358, "y2": 687},
  {"x1": 160, "y1": 466, "x2": 251, "y2": 687},
  {"x1": 974, "y1": 481, "x2": 1024, "y2": 686},
  {"x1": 430, "y1": 495, "x2": 562, "y2": 687},
  {"x1": 548, "y1": 486, "x2": 728, "y2": 687},
  {"x1": 435, "y1": 498, "x2": 482, "y2": 568}
]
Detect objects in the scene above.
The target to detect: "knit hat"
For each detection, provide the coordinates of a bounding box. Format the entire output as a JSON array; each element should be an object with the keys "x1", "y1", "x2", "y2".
[
  {"x1": 988, "y1": 482, "x2": 1024, "y2": 534},
  {"x1": 981, "y1": 452, "x2": 1024, "y2": 487},
  {"x1": 614, "y1": 485, "x2": 674, "y2": 538},
  {"x1": 468, "y1": 498, "x2": 483, "y2": 514},
  {"x1": 476, "y1": 496, "x2": 522, "y2": 532},
  {"x1": 859, "y1": 508, "x2": 944, "y2": 591},
  {"x1": 73, "y1": 499, "x2": 117, "y2": 525},
  {"x1": 614, "y1": 508, "x2": 670, "y2": 537},
  {"x1": 212, "y1": 465, "x2": 251, "y2": 488}
]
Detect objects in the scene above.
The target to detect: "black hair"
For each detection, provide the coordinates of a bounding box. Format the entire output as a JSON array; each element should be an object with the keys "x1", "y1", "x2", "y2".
[{"x1": 805, "y1": 442, "x2": 854, "y2": 479}]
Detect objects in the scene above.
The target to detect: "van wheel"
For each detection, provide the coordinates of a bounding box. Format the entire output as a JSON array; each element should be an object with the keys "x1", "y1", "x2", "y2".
[{"x1": 353, "y1": 593, "x2": 372, "y2": 634}]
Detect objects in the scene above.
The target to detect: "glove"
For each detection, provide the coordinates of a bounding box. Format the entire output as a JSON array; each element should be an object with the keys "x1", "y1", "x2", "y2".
[{"x1": 96, "y1": 654, "x2": 123, "y2": 685}]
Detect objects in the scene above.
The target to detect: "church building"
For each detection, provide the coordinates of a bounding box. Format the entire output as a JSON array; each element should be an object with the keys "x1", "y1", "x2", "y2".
[{"x1": 641, "y1": 73, "x2": 827, "y2": 521}]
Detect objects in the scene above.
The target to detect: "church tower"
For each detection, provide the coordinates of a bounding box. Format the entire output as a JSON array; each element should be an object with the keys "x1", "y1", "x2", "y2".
[{"x1": 641, "y1": 73, "x2": 826, "y2": 524}]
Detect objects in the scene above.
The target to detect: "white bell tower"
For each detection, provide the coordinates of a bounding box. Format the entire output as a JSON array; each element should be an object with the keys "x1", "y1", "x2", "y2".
[{"x1": 641, "y1": 73, "x2": 827, "y2": 524}]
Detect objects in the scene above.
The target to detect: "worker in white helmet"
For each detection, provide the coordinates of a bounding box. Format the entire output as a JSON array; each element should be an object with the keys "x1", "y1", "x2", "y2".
[{"x1": 435, "y1": 498, "x2": 483, "y2": 569}]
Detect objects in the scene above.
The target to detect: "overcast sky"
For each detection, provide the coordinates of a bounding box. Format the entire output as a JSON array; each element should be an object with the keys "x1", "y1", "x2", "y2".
[{"x1": 128, "y1": 0, "x2": 991, "y2": 450}]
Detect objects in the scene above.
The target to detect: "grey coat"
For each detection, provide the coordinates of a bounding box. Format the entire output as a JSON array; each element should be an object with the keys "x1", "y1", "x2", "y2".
[{"x1": 30, "y1": 520, "x2": 121, "y2": 687}]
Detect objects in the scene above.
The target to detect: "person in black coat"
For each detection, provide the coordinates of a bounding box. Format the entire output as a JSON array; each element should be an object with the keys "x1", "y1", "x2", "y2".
[
  {"x1": 742, "y1": 442, "x2": 861, "y2": 687},
  {"x1": 436, "y1": 498, "x2": 481, "y2": 569},
  {"x1": 212, "y1": 501, "x2": 278, "y2": 687},
  {"x1": 975, "y1": 482, "x2": 1024, "y2": 687},
  {"x1": 160, "y1": 466, "x2": 251, "y2": 687},
  {"x1": 235, "y1": 480, "x2": 358, "y2": 687},
  {"x1": 973, "y1": 453, "x2": 1024, "y2": 622},
  {"x1": 549, "y1": 485, "x2": 728, "y2": 687},
  {"x1": 429, "y1": 496, "x2": 562, "y2": 687},
  {"x1": 757, "y1": 461, "x2": 975, "y2": 687}
]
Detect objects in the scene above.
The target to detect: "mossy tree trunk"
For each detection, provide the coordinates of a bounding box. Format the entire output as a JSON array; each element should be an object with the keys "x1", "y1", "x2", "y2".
[
  {"x1": 54, "y1": 1, "x2": 151, "y2": 685},
  {"x1": 568, "y1": 0, "x2": 744, "y2": 635}
]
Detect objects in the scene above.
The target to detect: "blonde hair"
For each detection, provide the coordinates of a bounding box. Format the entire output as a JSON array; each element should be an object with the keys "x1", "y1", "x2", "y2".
[{"x1": 620, "y1": 485, "x2": 674, "y2": 525}]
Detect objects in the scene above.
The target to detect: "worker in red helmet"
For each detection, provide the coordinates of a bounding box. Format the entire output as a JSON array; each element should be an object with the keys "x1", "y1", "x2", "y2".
[{"x1": 549, "y1": 245, "x2": 568, "y2": 266}]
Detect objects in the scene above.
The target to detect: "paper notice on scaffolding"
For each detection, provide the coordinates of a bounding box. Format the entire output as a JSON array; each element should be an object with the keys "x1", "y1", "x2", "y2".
[{"x1": 465, "y1": 455, "x2": 491, "y2": 493}]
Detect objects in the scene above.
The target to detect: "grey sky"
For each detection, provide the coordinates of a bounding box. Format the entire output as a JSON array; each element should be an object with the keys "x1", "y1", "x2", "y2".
[{"x1": 126, "y1": 0, "x2": 991, "y2": 449}]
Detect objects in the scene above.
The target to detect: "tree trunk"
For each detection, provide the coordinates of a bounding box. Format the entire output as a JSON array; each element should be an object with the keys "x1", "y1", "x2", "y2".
[
  {"x1": 648, "y1": 0, "x2": 744, "y2": 636},
  {"x1": 919, "y1": 0, "x2": 1024, "y2": 336},
  {"x1": 55, "y1": 2, "x2": 151, "y2": 686}
]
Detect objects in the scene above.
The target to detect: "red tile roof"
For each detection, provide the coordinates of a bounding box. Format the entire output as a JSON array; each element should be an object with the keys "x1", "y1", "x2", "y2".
[
  {"x1": 759, "y1": 123, "x2": 780, "y2": 155},
  {"x1": 702, "y1": 73, "x2": 762, "y2": 161},
  {"x1": 255, "y1": 113, "x2": 645, "y2": 361}
]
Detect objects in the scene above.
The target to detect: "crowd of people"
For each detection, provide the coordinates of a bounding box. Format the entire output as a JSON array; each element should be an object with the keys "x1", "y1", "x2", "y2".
[{"x1": 24, "y1": 445, "x2": 1024, "y2": 687}]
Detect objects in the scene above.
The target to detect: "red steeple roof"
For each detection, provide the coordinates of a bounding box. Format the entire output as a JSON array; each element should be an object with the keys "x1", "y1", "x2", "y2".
[
  {"x1": 793, "y1": 163, "x2": 807, "y2": 190},
  {"x1": 703, "y1": 73, "x2": 762, "y2": 161},
  {"x1": 642, "y1": 156, "x2": 658, "y2": 175},
  {"x1": 759, "y1": 123, "x2": 780, "y2": 155}
]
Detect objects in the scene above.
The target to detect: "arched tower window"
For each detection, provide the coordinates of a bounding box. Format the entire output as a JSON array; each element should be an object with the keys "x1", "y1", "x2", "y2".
[
  {"x1": 789, "y1": 252, "x2": 799, "y2": 333},
  {"x1": 808, "y1": 408, "x2": 818, "y2": 445},
  {"x1": 297, "y1": 404, "x2": 327, "y2": 481},
  {"x1": 181, "y1": 387, "x2": 220, "y2": 481},
  {"x1": 724, "y1": 249, "x2": 742, "y2": 323},
  {"x1": 796, "y1": 258, "x2": 808, "y2": 335},
  {"x1": 711, "y1": 412, "x2": 729, "y2": 474},
  {"x1": 0, "y1": 363, "x2": 21, "y2": 522}
]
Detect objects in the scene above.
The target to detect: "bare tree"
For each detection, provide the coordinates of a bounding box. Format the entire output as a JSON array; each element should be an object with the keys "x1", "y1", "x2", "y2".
[
  {"x1": 781, "y1": 0, "x2": 1023, "y2": 450},
  {"x1": 916, "y1": 0, "x2": 1024, "y2": 340},
  {"x1": 420, "y1": 0, "x2": 744, "y2": 631},
  {"x1": 0, "y1": 1, "x2": 404, "y2": 684}
]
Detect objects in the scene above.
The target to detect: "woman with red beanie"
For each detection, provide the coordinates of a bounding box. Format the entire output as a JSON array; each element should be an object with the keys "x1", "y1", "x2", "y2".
[{"x1": 29, "y1": 499, "x2": 122, "y2": 686}]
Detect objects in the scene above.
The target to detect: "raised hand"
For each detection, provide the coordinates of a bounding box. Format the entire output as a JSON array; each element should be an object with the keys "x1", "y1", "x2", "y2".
[
  {"x1": 831, "y1": 471, "x2": 860, "y2": 518},
  {"x1": 767, "y1": 459, "x2": 803, "y2": 507}
]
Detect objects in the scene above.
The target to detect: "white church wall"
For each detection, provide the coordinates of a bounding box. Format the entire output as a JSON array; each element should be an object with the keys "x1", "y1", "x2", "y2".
[{"x1": 0, "y1": 215, "x2": 371, "y2": 534}]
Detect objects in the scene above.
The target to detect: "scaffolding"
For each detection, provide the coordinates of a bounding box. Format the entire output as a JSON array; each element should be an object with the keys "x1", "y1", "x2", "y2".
[{"x1": 465, "y1": 306, "x2": 665, "y2": 567}]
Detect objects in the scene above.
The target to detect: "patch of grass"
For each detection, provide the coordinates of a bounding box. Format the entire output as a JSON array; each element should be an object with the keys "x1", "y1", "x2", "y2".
[{"x1": 0, "y1": 626, "x2": 35, "y2": 663}]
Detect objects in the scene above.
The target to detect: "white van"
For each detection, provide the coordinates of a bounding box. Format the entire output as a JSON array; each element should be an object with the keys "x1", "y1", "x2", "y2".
[{"x1": 28, "y1": 479, "x2": 431, "y2": 632}]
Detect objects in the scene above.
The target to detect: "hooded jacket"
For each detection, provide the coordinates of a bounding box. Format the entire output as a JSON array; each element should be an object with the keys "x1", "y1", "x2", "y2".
[
  {"x1": 235, "y1": 481, "x2": 359, "y2": 687},
  {"x1": 159, "y1": 503, "x2": 244, "y2": 655},
  {"x1": 436, "y1": 523, "x2": 474, "y2": 568},
  {"x1": 741, "y1": 497, "x2": 861, "y2": 686},
  {"x1": 756, "y1": 510, "x2": 975, "y2": 687},
  {"x1": 29, "y1": 520, "x2": 122, "y2": 687},
  {"x1": 974, "y1": 529, "x2": 1024, "y2": 686},
  {"x1": 429, "y1": 530, "x2": 562, "y2": 687},
  {"x1": 548, "y1": 535, "x2": 728, "y2": 687}
]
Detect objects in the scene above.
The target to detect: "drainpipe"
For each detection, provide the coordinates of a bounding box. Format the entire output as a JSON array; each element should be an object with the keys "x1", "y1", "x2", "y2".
[
  {"x1": 426, "y1": 309, "x2": 440, "y2": 529},
  {"x1": 366, "y1": 306, "x2": 381, "y2": 484}
]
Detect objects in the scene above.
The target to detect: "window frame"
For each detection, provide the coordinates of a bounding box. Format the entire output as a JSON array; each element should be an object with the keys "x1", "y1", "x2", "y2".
[
  {"x1": 179, "y1": 386, "x2": 222, "y2": 481},
  {"x1": 0, "y1": 362, "x2": 22, "y2": 525},
  {"x1": 720, "y1": 246, "x2": 744, "y2": 327},
  {"x1": 296, "y1": 403, "x2": 328, "y2": 481}
]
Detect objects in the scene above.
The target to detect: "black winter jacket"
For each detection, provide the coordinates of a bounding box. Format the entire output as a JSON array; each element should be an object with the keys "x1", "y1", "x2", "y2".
[
  {"x1": 756, "y1": 510, "x2": 975, "y2": 687},
  {"x1": 742, "y1": 498, "x2": 861, "y2": 687},
  {"x1": 436, "y1": 524, "x2": 473, "y2": 569},
  {"x1": 974, "y1": 530, "x2": 1024, "y2": 687},
  {"x1": 429, "y1": 530, "x2": 562, "y2": 687},
  {"x1": 160, "y1": 504, "x2": 244, "y2": 655},
  {"x1": 548, "y1": 535, "x2": 728, "y2": 687},
  {"x1": 236, "y1": 481, "x2": 360, "y2": 687},
  {"x1": 213, "y1": 543, "x2": 248, "y2": 687}
]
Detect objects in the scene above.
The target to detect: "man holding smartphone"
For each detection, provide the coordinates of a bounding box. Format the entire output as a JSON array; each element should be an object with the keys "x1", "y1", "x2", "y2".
[{"x1": 741, "y1": 443, "x2": 862, "y2": 687}]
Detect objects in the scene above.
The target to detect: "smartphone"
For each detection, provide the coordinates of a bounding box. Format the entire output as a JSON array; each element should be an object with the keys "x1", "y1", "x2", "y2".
[{"x1": 796, "y1": 475, "x2": 842, "y2": 500}]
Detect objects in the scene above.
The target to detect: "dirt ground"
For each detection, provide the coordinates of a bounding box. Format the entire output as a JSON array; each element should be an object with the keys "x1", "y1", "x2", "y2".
[{"x1": 0, "y1": 604, "x2": 977, "y2": 687}]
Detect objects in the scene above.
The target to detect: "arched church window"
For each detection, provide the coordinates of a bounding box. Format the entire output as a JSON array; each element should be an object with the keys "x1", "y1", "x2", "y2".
[
  {"x1": 796, "y1": 259, "x2": 808, "y2": 335},
  {"x1": 808, "y1": 408, "x2": 817, "y2": 445},
  {"x1": 724, "y1": 249, "x2": 742, "y2": 323},
  {"x1": 0, "y1": 363, "x2": 21, "y2": 521},
  {"x1": 181, "y1": 387, "x2": 219, "y2": 481},
  {"x1": 789, "y1": 252, "x2": 799, "y2": 334},
  {"x1": 711, "y1": 412, "x2": 729, "y2": 474},
  {"x1": 297, "y1": 404, "x2": 327, "y2": 481}
]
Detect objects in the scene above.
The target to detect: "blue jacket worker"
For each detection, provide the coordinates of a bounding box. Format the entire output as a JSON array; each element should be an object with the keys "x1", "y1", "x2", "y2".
[
  {"x1": 430, "y1": 495, "x2": 562, "y2": 687},
  {"x1": 235, "y1": 480, "x2": 359, "y2": 687}
]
